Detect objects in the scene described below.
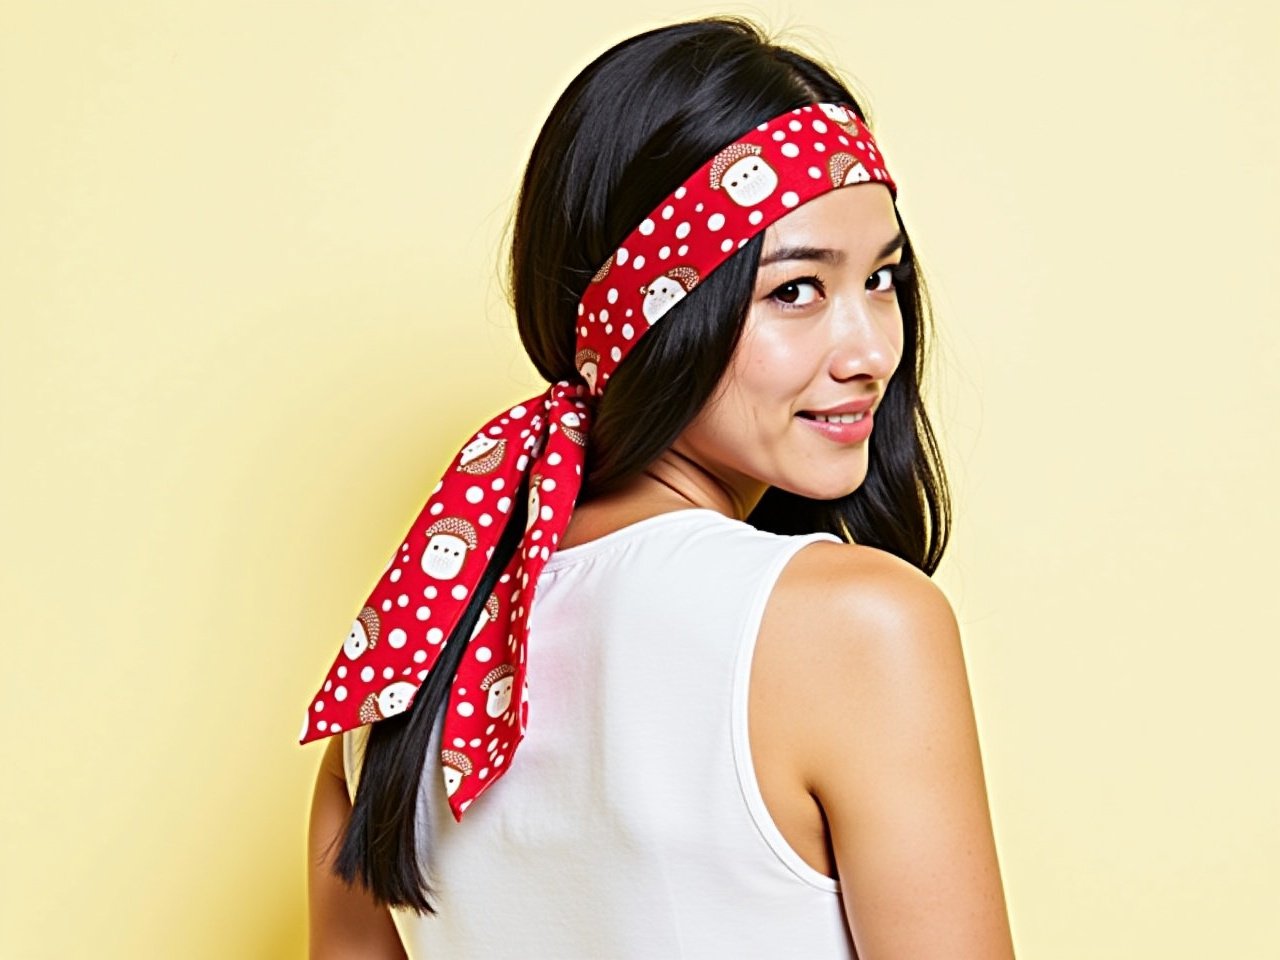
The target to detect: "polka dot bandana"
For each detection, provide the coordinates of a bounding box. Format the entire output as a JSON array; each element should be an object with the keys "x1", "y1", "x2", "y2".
[
  {"x1": 573, "y1": 102, "x2": 896, "y2": 395},
  {"x1": 298, "y1": 101, "x2": 897, "y2": 822}
]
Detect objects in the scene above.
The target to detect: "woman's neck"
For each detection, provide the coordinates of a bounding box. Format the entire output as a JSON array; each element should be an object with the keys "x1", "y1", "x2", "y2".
[{"x1": 583, "y1": 442, "x2": 766, "y2": 523}]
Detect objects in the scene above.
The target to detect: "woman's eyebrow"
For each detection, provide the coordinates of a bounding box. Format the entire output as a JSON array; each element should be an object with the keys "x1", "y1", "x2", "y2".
[{"x1": 759, "y1": 228, "x2": 906, "y2": 268}]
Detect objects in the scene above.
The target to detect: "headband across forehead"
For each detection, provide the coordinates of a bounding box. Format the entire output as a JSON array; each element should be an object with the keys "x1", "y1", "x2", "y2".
[
  {"x1": 298, "y1": 100, "x2": 898, "y2": 823},
  {"x1": 572, "y1": 100, "x2": 896, "y2": 397}
]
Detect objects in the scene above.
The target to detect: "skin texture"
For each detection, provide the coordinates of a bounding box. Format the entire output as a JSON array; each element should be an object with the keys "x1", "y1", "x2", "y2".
[{"x1": 308, "y1": 182, "x2": 1015, "y2": 956}]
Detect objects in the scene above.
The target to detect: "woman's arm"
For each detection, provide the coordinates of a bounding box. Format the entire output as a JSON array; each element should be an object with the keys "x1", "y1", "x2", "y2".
[
  {"x1": 796, "y1": 546, "x2": 1015, "y2": 958},
  {"x1": 307, "y1": 735, "x2": 409, "y2": 960}
]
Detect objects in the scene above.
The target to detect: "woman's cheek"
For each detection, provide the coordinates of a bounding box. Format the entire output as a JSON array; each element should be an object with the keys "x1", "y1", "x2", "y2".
[{"x1": 739, "y1": 325, "x2": 811, "y2": 398}]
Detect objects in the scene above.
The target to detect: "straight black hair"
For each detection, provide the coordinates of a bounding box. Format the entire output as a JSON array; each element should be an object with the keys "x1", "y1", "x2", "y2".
[{"x1": 328, "y1": 14, "x2": 950, "y2": 914}]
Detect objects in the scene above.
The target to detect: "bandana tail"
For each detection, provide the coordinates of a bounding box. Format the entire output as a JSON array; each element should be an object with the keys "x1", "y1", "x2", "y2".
[
  {"x1": 297, "y1": 387, "x2": 559, "y2": 746},
  {"x1": 442, "y1": 383, "x2": 590, "y2": 820}
]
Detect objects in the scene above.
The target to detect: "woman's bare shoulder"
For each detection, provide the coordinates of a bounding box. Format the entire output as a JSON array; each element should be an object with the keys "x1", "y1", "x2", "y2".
[
  {"x1": 763, "y1": 539, "x2": 1014, "y2": 956},
  {"x1": 767, "y1": 538, "x2": 965, "y2": 745},
  {"x1": 760, "y1": 539, "x2": 962, "y2": 761},
  {"x1": 762, "y1": 542, "x2": 957, "y2": 660}
]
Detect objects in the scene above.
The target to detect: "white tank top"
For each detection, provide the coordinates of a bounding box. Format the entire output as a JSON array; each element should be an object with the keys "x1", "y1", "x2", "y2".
[{"x1": 342, "y1": 507, "x2": 853, "y2": 958}]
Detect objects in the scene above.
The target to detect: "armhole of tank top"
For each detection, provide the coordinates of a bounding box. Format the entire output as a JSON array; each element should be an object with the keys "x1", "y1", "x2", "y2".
[{"x1": 730, "y1": 531, "x2": 844, "y2": 893}]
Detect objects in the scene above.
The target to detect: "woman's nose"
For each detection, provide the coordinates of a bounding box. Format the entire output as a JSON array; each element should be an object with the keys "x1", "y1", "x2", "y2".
[{"x1": 828, "y1": 299, "x2": 902, "y2": 383}]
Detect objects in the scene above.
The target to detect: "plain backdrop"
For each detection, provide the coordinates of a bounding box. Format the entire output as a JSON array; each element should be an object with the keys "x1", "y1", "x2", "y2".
[{"x1": 2, "y1": 1, "x2": 1277, "y2": 957}]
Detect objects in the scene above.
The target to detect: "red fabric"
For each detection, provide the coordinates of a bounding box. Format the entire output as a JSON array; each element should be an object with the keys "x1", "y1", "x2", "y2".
[{"x1": 298, "y1": 102, "x2": 897, "y2": 821}]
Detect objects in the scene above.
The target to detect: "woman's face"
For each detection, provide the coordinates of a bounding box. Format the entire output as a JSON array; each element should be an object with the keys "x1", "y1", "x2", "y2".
[{"x1": 674, "y1": 183, "x2": 905, "y2": 504}]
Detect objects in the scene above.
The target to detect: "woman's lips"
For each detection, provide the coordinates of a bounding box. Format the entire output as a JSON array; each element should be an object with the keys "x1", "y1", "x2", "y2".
[{"x1": 796, "y1": 410, "x2": 874, "y2": 443}]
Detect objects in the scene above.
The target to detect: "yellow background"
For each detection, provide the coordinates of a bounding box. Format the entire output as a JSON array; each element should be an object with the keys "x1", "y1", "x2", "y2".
[{"x1": 3, "y1": 1, "x2": 1277, "y2": 957}]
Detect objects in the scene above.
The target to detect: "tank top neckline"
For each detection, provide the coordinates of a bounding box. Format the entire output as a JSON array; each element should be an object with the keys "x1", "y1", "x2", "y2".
[{"x1": 544, "y1": 506, "x2": 733, "y2": 569}]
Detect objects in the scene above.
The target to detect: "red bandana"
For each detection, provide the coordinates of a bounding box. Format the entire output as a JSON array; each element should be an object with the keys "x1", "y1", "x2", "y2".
[{"x1": 299, "y1": 101, "x2": 898, "y2": 821}]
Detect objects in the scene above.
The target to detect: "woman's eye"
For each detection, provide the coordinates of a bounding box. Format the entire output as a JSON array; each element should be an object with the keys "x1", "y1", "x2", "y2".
[
  {"x1": 869, "y1": 260, "x2": 912, "y2": 294},
  {"x1": 867, "y1": 265, "x2": 896, "y2": 293},
  {"x1": 770, "y1": 277, "x2": 824, "y2": 309}
]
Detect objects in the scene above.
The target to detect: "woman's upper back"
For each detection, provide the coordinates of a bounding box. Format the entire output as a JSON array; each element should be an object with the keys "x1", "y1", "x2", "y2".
[{"x1": 343, "y1": 507, "x2": 859, "y2": 959}]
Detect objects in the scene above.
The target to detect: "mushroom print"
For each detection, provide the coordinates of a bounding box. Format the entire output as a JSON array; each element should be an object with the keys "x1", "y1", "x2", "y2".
[
  {"x1": 378, "y1": 681, "x2": 415, "y2": 717},
  {"x1": 469, "y1": 592, "x2": 501, "y2": 642},
  {"x1": 575, "y1": 347, "x2": 600, "y2": 394},
  {"x1": 817, "y1": 102, "x2": 863, "y2": 136},
  {"x1": 641, "y1": 266, "x2": 700, "y2": 324},
  {"x1": 559, "y1": 410, "x2": 587, "y2": 446},
  {"x1": 525, "y1": 472, "x2": 543, "y2": 533},
  {"x1": 421, "y1": 516, "x2": 478, "y2": 580},
  {"x1": 828, "y1": 152, "x2": 871, "y2": 188},
  {"x1": 357, "y1": 680, "x2": 417, "y2": 723},
  {"x1": 441, "y1": 748, "x2": 473, "y2": 798},
  {"x1": 481, "y1": 663, "x2": 517, "y2": 718},
  {"x1": 457, "y1": 434, "x2": 507, "y2": 475},
  {"x1": 709, "y1": 143, "x2": 778, "y2": 207},
  {"x1": 343, "y1": 605, "x2": 380, "y2": 660}
]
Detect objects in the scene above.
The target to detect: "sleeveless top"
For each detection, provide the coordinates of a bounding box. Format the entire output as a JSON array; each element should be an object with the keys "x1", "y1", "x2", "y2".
[{"x1": 341, "y1": 507, "x2": 854, "y2": 958}]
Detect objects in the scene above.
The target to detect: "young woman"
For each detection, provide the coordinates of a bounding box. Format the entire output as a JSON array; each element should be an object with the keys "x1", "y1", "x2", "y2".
[{"x1": 306, "y1": 15, "x2": 1014, "y2": 959}]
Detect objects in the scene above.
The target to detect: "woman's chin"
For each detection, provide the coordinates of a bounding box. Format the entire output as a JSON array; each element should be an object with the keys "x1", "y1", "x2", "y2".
[{"x1": 777, "y1": 466, "x2": 869, "y2": 502}]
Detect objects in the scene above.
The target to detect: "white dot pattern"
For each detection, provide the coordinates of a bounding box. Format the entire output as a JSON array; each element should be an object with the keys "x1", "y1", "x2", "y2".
[{"x1": 574, "y1": 102, "x2": 895, "y2": 398}]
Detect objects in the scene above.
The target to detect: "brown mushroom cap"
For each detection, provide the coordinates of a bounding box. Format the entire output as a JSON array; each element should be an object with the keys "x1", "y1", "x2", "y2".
[
  {"x1": 827, "y1": 152, "x2": 857, "y2": 187},
  {"x1": 590, "y1": 254, "x2": 614, "y2": 284},
  {"x1": 357, "y1": 605, "x2": 381, "y2": 649},
  {"x1": 423, "y1": 515, "x2": 479, "y2": 551},
  {"x1": 666, "y1": 265, "x2": 700, "y2": 293},
  {"x1": 358, "y1": 692, "x2": 382, "y2": 724},
  {"x1": 480, "y1": 662, "x2": 517, "y2": 691},
  {"x1": 441, "y1": 748, "x2": 473, "y2": 775},
  {"x1": 458, "y1": 437, "x2": 507, "y2": 476}
]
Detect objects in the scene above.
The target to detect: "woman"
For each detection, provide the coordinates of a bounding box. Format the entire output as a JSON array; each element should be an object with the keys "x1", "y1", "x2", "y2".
[{"x1": 306, "y1": 15, "x2": 1014, "y2": 959}]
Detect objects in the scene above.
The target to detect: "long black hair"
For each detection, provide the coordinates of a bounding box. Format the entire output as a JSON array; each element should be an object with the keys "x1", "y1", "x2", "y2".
[{"x1": 328, "y1": 14, "x2": 951, "y2": 914}]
